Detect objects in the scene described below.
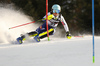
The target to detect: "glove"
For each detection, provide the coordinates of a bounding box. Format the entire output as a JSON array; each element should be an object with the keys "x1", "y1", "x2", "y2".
[{"x1": 66, "y1": 31, "x2": 72, "y2": 39}]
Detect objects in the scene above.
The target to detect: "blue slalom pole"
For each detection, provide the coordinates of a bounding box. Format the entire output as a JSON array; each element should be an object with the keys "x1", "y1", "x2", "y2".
[{"x1": 92, "y1": 0, "x2": 95, "y2": 63}]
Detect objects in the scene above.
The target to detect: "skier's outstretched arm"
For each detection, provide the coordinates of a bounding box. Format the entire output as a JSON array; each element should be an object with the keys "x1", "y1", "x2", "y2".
[{"x1": 61, "y1": 15, "x2": 72, "y2": 39}]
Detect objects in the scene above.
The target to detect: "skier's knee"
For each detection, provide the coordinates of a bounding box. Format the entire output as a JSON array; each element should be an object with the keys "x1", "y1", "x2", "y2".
[{"x1": 27, "y1": 31, "x2": 38, "y2": 37}]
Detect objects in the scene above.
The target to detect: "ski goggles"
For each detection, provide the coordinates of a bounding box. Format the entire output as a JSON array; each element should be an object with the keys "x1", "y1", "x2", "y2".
[{"x1": 53, "y1": 10, "x2": 60, "y2": 13}]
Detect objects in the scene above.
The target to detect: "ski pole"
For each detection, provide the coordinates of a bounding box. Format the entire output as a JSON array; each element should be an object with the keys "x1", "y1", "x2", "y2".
[
  {"x1": 9, "y1": 19, "x2": 43, "y2": 29},
  {"x1": 74, "y1": 36, "x2": 84, "y2": 37},
  {"x1": 9, "y1": 21, "x2": 35, "y2": 29}
]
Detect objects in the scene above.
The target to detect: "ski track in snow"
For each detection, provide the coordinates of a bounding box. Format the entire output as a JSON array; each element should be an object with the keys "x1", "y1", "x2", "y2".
[{"x1": 0, "y1": 36, "x2": 94, "y2": 49}]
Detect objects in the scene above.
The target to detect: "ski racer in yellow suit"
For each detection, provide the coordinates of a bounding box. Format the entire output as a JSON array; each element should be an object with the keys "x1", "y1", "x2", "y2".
[{"x1": 17, "y1": 4, "x2": 72, "y2": 44}]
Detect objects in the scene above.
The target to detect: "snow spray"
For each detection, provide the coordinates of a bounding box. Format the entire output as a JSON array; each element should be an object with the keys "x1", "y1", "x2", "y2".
[
  {"x1": 0, "y1": 4, "x2": 38, "y2": 44},
  {"x1": 0, "y1": 3, "x2": 64, "y2": 44}
]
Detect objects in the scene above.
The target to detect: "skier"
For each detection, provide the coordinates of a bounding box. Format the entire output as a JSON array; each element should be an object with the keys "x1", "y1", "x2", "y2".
[{"x1": 17, "y1": 4, "x2": 72, "y2": 44}]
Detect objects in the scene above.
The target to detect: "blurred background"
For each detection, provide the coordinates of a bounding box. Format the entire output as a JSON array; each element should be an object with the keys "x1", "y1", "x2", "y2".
[{"x1": 0, "y1": 0, "x2": 100, "y2": 36}]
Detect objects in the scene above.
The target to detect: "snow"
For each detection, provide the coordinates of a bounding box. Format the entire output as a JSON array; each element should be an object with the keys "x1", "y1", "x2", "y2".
[
  {"x1": 0, "y1": 4, "x2": 39, "y2": 43},
  {"x1": 0, "y1": 4, "x2": 100, "y2": 66},
  {"x1": 0, "y1": 36, "x2": 100, "y2": 66}
]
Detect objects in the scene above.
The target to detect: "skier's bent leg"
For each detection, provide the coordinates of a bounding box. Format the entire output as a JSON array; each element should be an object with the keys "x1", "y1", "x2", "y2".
[
  {"x1": 20, "y1": 31, "x2": 38, "y2": 40},
  {"x1": 34, "y1": 28, "x2": 54, "y2": 42},
  {"x1": 17, "y1": 31, "x2": 38, "y2": 44},
  {"x1": 39, "y1": 28, "x2": 54, "y2": 39},
  {"x1": 27, "y1": 31, "x2": 38, "y2": 37}
]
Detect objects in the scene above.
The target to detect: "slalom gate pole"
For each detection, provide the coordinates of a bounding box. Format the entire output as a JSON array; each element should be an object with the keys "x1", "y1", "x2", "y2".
[
  {"x1": 46, "y1": 0, "x2": 50, "y2": 41},
  {"x1": 9, "y1": 19, "x2": 42, "y2": 29},
  {"x1": 92, "y1": 0, "x2": 95, "y2": 63}
]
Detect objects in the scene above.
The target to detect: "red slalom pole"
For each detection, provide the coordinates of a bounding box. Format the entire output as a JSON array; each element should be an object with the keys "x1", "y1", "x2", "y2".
[
  {"x1": 9, "y1": 21, "x2": 36, "y2": 29},
  {"x1": 46, "y1": 0, "x2": 50, "y2": 41}
]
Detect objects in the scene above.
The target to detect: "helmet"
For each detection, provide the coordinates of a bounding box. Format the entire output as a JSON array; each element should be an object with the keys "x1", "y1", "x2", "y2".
[
  {"x1": 52, "y1": 4, "x2": 61, "y2": 11},
  {"x1": 52, "y1": 4, "x2": 61, "y2": 13}
]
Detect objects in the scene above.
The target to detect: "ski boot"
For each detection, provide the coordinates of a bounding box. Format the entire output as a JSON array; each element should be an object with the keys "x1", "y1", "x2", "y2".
[
  {"x1": 17, "y1": 37, "x2": 23, "y2": 44},
  {"x1": 34, "y1": 35, "x2": 40, "y2": 42}
]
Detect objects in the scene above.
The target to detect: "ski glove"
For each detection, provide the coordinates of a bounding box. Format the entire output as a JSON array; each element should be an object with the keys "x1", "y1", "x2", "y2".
[{"x1": 66, "y1": 32, "x2": 72, "y2": 39}]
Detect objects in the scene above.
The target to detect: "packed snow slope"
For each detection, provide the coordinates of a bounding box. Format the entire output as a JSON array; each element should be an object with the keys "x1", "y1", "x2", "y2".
[{"x1": 0, "y1": 36, "x2": 100, "y2": 66}]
